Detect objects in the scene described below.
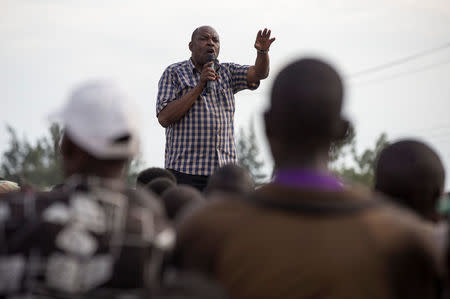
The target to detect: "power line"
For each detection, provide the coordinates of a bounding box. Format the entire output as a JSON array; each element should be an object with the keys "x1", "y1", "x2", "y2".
[
  {"x1": 351, "y1": 58, "x2": 450, "y2": 87},
  {"x1": 348, "y1": 42, "x2": 450, "y2": 78}
]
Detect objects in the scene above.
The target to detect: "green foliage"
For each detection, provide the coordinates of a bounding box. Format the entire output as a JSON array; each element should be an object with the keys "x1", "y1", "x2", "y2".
[
  {"x1": 125, "y1": 154, "x2": 145, "y2": 187},
  {"x1": 1, "y1": 124, "x2": 63, "y2": 189},
  {"x1": 1, "y1": 124, "x2": 144, "y2": 189},
  {"x1": 236, "y1": 120, "x2": 267, "y2": 184},
  {"x1": 330, "y1": 125, "x2": 389, "y2": 187},
  {"x1": 237, "y1": 120, "x2": 388, "y2": 187}
]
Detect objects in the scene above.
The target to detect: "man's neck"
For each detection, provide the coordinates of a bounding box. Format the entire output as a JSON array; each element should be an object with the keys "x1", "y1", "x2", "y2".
[
  {"x1": 191, "y1": 57, "x2": 203, "y2": 71},
  {"x1": 274, "y1": 151, "x2": 330, "y2": 173}
]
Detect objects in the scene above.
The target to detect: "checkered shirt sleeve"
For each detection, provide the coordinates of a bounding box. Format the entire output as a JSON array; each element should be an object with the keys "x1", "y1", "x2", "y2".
[
  {"x1": 156, "y1": 66, "x2": 180, "y2": 116},
  {"x1": 226, "y1": 63, "x2": 260, "y2": 93}
]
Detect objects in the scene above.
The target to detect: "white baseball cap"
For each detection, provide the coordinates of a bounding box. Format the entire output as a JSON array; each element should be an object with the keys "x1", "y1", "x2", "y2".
[{"x1": 50, "y1": 80, "x2": 140, "y2": 159}]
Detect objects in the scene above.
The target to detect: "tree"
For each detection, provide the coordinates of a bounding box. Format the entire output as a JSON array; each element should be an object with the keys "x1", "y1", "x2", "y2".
[
  {"x1": 330, "y1": 125, "x2": 389, "y2": 187},
  {"x1": 125, "y1": 154, "x2": 145, "y2": 186},
  {"x1": 1, "y1": 124, "x2": 144, "y2": 189},
  {"x1": 236, "y1": 120, "x2": 268, "y2": 184},
  {"x1": 1, "y1": 124, "x2": 63, "y2": 189}
]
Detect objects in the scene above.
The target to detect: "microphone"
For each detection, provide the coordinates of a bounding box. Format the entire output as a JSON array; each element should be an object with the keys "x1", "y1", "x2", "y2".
[{"x1": 205, "y1": 54, "x2": 215, "y2": 93}]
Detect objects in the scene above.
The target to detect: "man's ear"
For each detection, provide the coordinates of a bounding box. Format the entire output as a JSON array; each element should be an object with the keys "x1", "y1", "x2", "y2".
[
  {"x1": 332, "y1": 118, "x2": 350, "y2": 141},
  {"x1": 189, "y1": 41, "x2": 193, "y2": 52}
]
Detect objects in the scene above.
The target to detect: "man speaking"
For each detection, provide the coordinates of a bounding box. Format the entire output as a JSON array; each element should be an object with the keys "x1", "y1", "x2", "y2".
[{"x1": 156, "y1": 26, "x2": 275, "y2": 191}]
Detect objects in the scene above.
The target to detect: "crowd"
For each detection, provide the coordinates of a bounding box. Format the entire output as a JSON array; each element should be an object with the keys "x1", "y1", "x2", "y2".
[{"x1": 0, "y1": 32, "x2": 448, "y2": 299}]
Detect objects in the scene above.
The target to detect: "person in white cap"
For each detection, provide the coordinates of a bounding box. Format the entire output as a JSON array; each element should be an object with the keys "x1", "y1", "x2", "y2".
[
  {"x1": 0, "y1": 80, "x2": 172, "y2": 299},
  {"x1": 0, "y1": 179, "x2": 20, "y2": 194}
]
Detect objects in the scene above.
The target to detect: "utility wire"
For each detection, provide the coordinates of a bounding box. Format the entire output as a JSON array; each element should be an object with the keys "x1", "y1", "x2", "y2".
[
  {"x1": 351, "y1": 58, "x2": 450, "y2": 86},
  {"x1": 348, "y1": 42, "x2": 450, "y2": 78}
]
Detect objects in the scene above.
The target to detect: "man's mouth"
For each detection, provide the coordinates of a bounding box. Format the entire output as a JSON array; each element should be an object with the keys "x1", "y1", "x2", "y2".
[{"x1": 206, "y1": 49, "x2": 215, "y2": 55}]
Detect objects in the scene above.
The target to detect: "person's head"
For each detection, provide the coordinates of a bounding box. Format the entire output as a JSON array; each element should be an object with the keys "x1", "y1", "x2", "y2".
[
  {"x1": 375, "y1": 140, "x2": 445, "y2": 222},
  {"x1": 145, "y1": 177, "x2": 176, "y2": 196},
  {"x1": 205, "y1": 164, "x2": 255, "y2": 196},
  {"x1": 189, "y1": 26, "x2": 220, "y2": 69},
  {"x1": 161, "y1": 185, "x2": 205, "y2": 219},
  {"x1": 52, "y1": 80, "x2": 140, "y2": 179},
  {"x1": 136, "y1": 167, "x2": 177, "y2": 186},
  {"x1": 265, "y1": 58, "x2": 347, "y2": 169}
]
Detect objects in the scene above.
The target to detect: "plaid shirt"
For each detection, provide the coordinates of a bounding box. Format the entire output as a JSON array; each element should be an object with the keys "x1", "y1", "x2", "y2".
[
  {"x1": 0, "y1": 175, "x2": 168, "y2": 299},
  {"x1": 157, "y1": 59, "x2": 259, "y2": 176}
]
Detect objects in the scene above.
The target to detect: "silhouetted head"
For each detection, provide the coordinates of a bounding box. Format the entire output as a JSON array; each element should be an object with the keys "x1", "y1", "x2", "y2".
[
  {"x1": 205, "y1": 164, "x2": 255, "y2": 196},
  {"x1": 136, "y1": 167, "x2": 177, "y2": 186},
  {"x1": 265, "y1": 58, "x2": 348, "y2": 169},
  {"x1": 375, "y1": 140, "x2": 445, "y2": 222},
  {"x1": 145, "y1": 177, "x2": 176, "y2": 196},
  {"x1": 161, "y1": 185, "x2": 205, "y2": 220}
]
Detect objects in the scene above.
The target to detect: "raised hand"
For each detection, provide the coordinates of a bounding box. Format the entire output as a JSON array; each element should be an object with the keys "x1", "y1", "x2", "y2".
[{"x1": 254, "y1": 28, "x2": 276, "y2": 52}]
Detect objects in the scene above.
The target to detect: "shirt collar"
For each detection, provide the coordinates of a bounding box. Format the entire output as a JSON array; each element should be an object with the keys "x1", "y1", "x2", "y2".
[
  {"x1": 188, "y1": 57, "x2": 221, "y2": 74},
  {"x1": 188, "y1": 58, "x2": 198, "y2": 74},
  {"x1": 273, "y1": 168, "x2": 343, "y2": 191}
]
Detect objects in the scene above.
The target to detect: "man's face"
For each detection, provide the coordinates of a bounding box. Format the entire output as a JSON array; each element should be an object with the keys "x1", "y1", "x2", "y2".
[{"x1": 189, "y1": 26, "x2": 220, "y2": 68}]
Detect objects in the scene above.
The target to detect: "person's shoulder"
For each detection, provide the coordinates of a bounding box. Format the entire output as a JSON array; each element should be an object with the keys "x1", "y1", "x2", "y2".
[
  {"x1": 183, "y1": 192, "x2": 248, "y2": 217},
  {"x1": 176, "y1": 192, "x2": 256, "y2": 237},
  {"x1": 166, "y1": 60, "x2": 190, "y2": 72},
  {"x1": 349, "y1": 185, "x2": 438, "y2": 252}
]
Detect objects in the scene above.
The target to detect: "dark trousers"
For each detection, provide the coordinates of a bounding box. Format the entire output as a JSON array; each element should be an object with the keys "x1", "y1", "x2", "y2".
[{"x1": 168, "y1": 169, "x2": 209, "y2": 192}]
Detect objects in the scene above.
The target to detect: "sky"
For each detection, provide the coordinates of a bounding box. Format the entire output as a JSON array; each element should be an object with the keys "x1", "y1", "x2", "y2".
[{"x1": 1, "y1": 0, "x2": 450, "y2": 188}]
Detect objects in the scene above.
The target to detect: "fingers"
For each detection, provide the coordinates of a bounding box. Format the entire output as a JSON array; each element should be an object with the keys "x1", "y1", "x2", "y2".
[
  {"x1": 256, "y1": 30, "x2": 262, "y2": 40},
  {"x1": 204, "y1": 61, "x2": 214, "y2": 68},
  {"x1": 257, "y1": 28, "x2": 273, "y2": 39},
  {"x1": 202, "y1": 68, "x2": 219, "y2": 81}
]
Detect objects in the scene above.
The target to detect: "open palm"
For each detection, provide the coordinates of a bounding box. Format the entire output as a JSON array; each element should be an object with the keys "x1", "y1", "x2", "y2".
[{"x1": 254, "y1": 28, "x2": 276, "y2": 51}]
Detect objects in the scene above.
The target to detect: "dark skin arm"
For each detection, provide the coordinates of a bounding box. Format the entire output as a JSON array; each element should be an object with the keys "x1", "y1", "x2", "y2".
[
  {"x1": 158, "y1": 61, "x2": 219, "y2": 128},
  {"x1": 247, "y1": 28, "x2": 276, "y2": 84}
]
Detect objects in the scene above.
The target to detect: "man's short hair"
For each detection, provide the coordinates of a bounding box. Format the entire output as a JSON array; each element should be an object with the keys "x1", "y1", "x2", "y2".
[
  {"x1": 145, "y1": 177, "x2": 176, "y2": 196},
  {"x1": 161, "y1": 185, "x2": 205, "y2": 219},
  {"x1": 267, "y1": 58, "x2": 347, "y2": 147},
  {"x1": 375, "y1": 139, "x2": 445, "y2": 221},
  {"x1": 205, "y1": 164, "x2": 254, "y2": 195},
  {"x1": 137, "y1": 167, "x2": 177, "y2": 186}
]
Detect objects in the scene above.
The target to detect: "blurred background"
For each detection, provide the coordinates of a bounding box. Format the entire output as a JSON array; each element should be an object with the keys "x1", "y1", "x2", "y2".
[{"x1": 1, "y1": 0, "x2": 449, "y2": 190}]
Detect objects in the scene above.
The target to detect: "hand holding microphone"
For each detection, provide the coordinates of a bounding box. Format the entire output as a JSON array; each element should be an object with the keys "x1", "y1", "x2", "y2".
[{"x1": 201, "y1": 54, "x2": 219, "y2": 93}]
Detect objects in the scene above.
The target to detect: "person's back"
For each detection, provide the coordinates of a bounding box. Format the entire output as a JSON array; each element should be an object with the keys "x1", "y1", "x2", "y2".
[
  {"x1": 0, "y1": 175, "x2": 166, "y2": 298},
  {"x1": 177, "y1": 184, "x2": 439, "y2": 299}
]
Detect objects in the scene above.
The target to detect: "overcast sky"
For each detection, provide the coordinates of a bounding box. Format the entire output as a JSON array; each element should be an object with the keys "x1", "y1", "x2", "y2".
[{"x1": 1, "y1": 0, "x2": 450, "y2": 188}]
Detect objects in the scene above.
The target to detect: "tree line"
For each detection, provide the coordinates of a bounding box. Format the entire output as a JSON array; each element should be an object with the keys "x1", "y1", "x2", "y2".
[
  {"x1": 0, "y1": 122, "x2": 388, "y2": 189},
  {"x1": 236, "y1": 119, "x2": 389, "y2": 186}
]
